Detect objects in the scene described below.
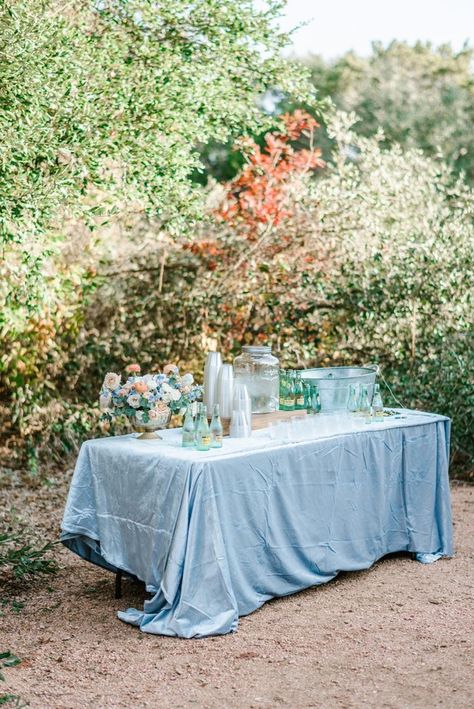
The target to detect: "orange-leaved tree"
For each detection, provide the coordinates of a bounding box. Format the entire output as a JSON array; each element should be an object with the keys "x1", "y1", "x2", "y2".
[
  {"x1": 189, "y1": 111, "x2": 327, "y2": 350},
  {"x1": 217, "y1": 110, "x2": 324, "y2": 238}
]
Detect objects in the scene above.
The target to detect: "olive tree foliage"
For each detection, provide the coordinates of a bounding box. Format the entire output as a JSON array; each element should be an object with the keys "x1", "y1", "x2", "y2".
[
  {"x1": 0, "y1": 0, "x2": 315, "y2": 445},
  {"x1": 301, "y1": 42, "x2": 474, "y2": 182}
]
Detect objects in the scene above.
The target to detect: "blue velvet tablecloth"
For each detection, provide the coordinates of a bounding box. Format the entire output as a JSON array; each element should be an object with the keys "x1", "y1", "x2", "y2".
[{"x1": 61, "y1": 410, "x2": 453, "y2": 637}]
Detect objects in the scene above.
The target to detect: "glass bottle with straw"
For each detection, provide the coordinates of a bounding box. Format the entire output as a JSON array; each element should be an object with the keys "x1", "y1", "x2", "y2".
[
  {"x1": 196, "y1": 404, "x2": 211, "y2": 450},
  {"x1": 358, "y1": 385, "x2": 372, "y2": 423},
  {"x1": 347, "y1": 384, "x2": 358, "y2": 416},
  {"x1": 182, "y1": 406, "x2": 195, "y2": 447},
  {"x1": 194, "y1": 402, "x2": 203, "y2": 442},
  {"x1": 210, "y1": 404, "x2": 223, "y2": 448},
  {"x1": 371, "y1": 383, "x2": 384, "y2": 422}
]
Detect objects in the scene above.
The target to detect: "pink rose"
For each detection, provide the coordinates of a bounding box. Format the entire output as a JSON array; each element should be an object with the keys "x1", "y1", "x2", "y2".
[
  {"x1": 125, "y1": 363, "x2": 141, "y2": 374},
  {"x1": 150, "y1": 406, "x2": 170, "y2": 419}
]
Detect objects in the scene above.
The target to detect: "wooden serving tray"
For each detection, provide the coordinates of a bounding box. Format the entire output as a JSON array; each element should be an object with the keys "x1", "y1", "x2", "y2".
[{"x1": 210, "y1": 409, "x2": 308, "y2": 437}]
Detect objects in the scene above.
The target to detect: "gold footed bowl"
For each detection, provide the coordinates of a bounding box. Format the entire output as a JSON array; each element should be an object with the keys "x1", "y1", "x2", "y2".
[{"x1": 131, "y1": 410, "x2": 171, "y2": 440}]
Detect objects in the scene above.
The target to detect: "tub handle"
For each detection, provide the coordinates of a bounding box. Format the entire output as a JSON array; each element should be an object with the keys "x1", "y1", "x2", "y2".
[{"x1": 364, "y1": 363, "x2": 380, "y2": 374}]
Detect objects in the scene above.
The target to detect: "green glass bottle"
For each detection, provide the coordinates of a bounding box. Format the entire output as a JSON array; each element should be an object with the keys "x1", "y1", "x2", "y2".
[
  {"x1": 286, "y1": 370, "x2": 296, "y2": 411},
  {"x1": 310, "y1": 384, "x2": 321, "y2": 414},
  {"x1": 303, "y1": 380, "x2": 312, "y2": 413},
  {"x1": 279, "y1": 370, "x2": 288, "y2": 410},
  {"x1": 182, "y1": 406, "x2": 195, "y2": 447},
  {"x1": 294, "y1": 372, "x2": 305, "y2": 410},
  {"x1": 196, "y1": 404, "x2": 211, "y2": 451},
  {"x1": 371, "y1": 383, "x2": 384, "y2": 422},
  {"x1": 210, "y1": 404, "x2": 223, "y2": 448}
]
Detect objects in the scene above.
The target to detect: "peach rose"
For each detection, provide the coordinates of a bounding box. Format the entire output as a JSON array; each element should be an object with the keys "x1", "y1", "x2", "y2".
[
  {"x1": 150, "y1": 406, "x2": 169, "y2": 419},
  {"x1": 134, "y1": 381, "x2": 148, "y2": 394},
  {"x1": 163, "y1": 363, "x2": 179, "y2": 375}
]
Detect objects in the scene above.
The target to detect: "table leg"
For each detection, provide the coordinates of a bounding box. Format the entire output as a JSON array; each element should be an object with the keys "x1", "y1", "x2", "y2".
[{"x1": 115, "y1": 570, "x2": 123, "y2": 599}]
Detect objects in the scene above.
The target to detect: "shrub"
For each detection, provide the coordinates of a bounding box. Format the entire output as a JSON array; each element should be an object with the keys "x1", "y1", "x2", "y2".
[
  {"x1": 69, "y1": 112, "x2": 474, "y2": 465},
  {"x1": 0, "y1": 0, "x2": 316, "y2": 456}
]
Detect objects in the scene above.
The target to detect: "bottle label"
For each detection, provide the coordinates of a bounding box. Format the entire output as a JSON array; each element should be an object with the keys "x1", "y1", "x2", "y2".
[
  {"x1": 296, "y1": 396, "x2": 305, "y2": 406},
  {"x1": 200, "y1": 436, "x2": 211, "y2": 446}
]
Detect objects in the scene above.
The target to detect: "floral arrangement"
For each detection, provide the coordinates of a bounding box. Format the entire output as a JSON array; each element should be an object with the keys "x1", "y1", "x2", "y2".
[{"x1": 99, "y1": 363, "x2": 201, "y2": 425}]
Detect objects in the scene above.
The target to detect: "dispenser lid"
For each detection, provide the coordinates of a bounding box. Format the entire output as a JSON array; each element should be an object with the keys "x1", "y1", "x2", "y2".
[{"x1": 242, "y1": 345, "x2": 272, "y2": 355}]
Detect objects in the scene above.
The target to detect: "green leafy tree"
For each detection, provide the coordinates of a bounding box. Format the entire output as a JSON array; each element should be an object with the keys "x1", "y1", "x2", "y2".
[
  {"x1": 304, "y1": 41, "x2": 474, "y2": 182},
  {"x1": 0, "y1": 0, "x2": 315, "y2": 450}
]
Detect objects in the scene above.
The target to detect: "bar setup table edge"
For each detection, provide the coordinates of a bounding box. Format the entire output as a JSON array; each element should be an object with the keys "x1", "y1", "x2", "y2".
[{"x1": 60, "y1": 410, "x2": 454, "y2": 638}]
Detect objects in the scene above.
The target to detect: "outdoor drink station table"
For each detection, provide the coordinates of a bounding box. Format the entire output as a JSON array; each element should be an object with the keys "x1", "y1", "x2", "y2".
[{"x1": 61, "y1": 409, "x2": 453, "y2": 638}]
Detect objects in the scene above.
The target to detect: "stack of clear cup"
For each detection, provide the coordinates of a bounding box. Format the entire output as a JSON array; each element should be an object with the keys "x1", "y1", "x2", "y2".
[
  {"x1": 216, "y1": 363, "x2": 234, "y2": 420},
  {"x1": 230, "y1": 382, "x2": 252, "y2": 438},
  {"x1": 203, "y1": 352, "x2": 222, "y2": 411}
]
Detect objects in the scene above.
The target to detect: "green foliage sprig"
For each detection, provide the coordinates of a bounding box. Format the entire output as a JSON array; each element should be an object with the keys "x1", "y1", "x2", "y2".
[{"x1": 0, "y1": 534, "x2": 58, "y2": 580}]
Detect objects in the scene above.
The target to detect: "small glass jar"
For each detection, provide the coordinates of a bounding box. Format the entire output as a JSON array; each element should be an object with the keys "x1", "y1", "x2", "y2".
[{"x1": 233, "y1": 345, "x2": 279, "y2": 413}]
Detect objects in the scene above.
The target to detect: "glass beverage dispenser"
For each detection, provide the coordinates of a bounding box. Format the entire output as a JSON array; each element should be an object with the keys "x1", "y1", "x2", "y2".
[{"x1": 233, "y1": 345, "x2": 279, "y2": 413}]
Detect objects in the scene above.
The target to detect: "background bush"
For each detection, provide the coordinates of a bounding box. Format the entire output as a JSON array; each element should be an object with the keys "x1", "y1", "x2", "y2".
[
  {"x1": 61, "y1": 112, "x2": 474, "y2": 468},
  {"x1": 0, "y1": 0, "x2": 314, "y2": 467},
  {"x1": 1, "y1": 3, "x2": 472, "y2": 474}
]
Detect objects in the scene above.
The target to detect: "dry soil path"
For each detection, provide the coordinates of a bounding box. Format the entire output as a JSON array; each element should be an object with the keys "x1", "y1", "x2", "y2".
[{"x1": 1, "y1": 477, "x2": 473, "y2": 709}]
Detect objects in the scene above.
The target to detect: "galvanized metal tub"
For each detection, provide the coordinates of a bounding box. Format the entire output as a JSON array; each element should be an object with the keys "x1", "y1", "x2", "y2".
[{"x1": 300, "y1": 366, "x2": 378, "y2": 412}]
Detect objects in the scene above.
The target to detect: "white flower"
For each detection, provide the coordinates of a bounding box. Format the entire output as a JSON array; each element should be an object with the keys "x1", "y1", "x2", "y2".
[
  {"x1": 135, "y1": 410, "x2": 145, "y2": 422},
  {"x1": 127, "y1": 394, "x2": 141, "y2": 408},
  {"x1": 181, "y1": 373, "x2": 194, "y2": 386},
  {"x1": 99, "y1": 393, "x2": 111, "y2": 411},
  {"x1": 103, "y1": 372, "x2": 121, "y2": 390},
  {"x1": 143, "y1": 374, "x2": 158, "y2": 390},
  {"x1": 161, "y1": 392, "x2": 171, "y2": 404},
  {"x1": 142, "y1": 391, "x2": 153, "y2": 400},
  {"x1": 171, "y1": 389, "x2": 181, "y2": 401},
  {"x1": 161, "y1": 382, "x2": 173, "y2": 395}
]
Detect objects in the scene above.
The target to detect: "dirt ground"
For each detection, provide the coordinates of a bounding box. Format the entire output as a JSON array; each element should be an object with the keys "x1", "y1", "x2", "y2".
[{"x1": 1, "y1": 470, "x2": 473, "y2": 709}]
